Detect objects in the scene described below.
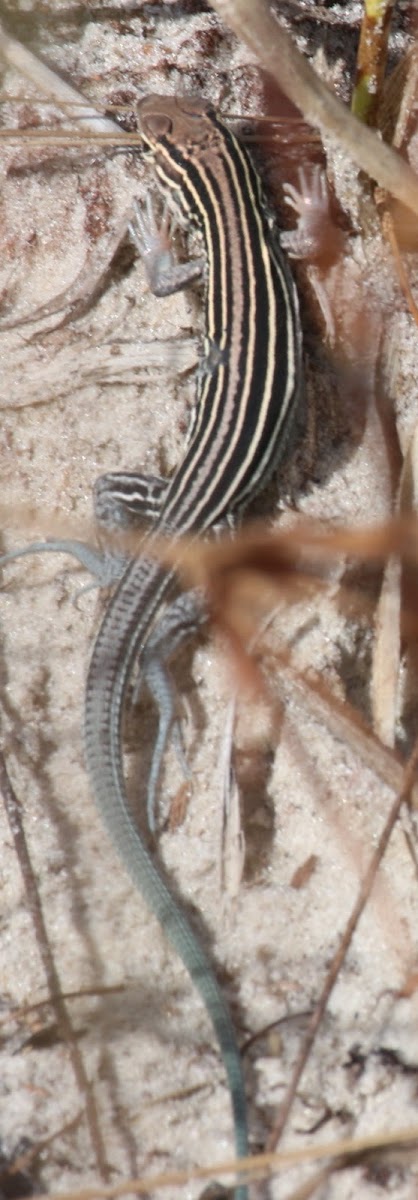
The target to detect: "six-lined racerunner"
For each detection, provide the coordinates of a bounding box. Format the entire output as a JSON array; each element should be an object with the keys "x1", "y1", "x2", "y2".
[{"x1": 1, "y1": 93, "x2": 304, "y2": 1195}]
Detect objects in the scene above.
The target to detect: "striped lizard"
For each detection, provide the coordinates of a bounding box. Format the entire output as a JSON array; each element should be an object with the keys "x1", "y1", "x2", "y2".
[{"x1": 1, "y1": 94, "x2": 303, "y2": 1194}]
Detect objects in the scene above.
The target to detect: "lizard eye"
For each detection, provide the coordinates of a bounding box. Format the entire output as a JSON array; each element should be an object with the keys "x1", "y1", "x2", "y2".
[{"x1": 144, "y1": 113, "x2": 173, "y2": 138}]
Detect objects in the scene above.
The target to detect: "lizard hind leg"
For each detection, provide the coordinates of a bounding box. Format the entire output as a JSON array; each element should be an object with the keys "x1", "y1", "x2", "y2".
[{"x1": 137, "y1": 589, "x2": 206, "y2": 834}]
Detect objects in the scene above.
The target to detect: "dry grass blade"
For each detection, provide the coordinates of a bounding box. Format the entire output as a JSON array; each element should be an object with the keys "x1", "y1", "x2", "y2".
[
  {"x1": 21, "y1": 1125, "x2": 418, "y2": 1200},
  {"x1": 380, "y1": 210, "x2": 418, "y2": 324},
  {"x1": 162, "y1": 514, "x2": 418, "y2": 623},
  {"x1": 351, "y1": 0, "x2": 395, "y2": 126},
  {"x1": 281, "y1": 660, "x2": 418, "y2": 810},
  {"x1": 370, "y1": 552, "x2": 401, "y2": 746}
]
